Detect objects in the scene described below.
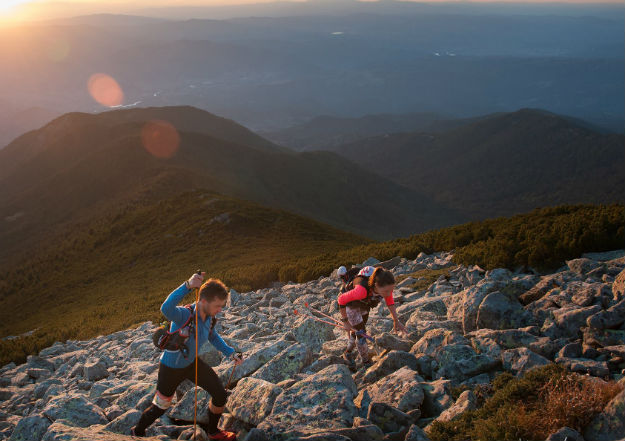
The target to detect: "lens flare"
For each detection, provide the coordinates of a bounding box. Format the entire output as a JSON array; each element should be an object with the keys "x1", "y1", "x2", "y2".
[
  {"x1": 141, "y1": 120, "x2": 180, "y2": 159},
  {"x1": 87, "y1": 73, "x2": 124, "y2": 107}
]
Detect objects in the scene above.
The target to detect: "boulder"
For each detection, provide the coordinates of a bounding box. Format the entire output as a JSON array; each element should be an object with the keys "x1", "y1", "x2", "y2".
[
  {"x1": 7, "y1": 414, "x2": 51, "y2": 441},
  {"x1": 359, "y1": 367, "x2": 424, "y2": 413},
  {"x1": 433, "y1": 344, "x2": 500, "y2": 382},
  {"x1": 566, "y1": 258, "x2": 602, "y2": 276},
  {"x1": 613, "y1": 269, "x2": 625, "y2": 301},
  {"x1": 362, "y1": 351, "x2": 419, "y2": 384},
  {"x1": 291, "y1": 317, "x2": 336, "y2": 353},
  {"x1": 555, "y1": 357, "x2": 610, "y2": 377},
  {"x1": 41, "y1": 421, "x2": 164, "y2": 440},
  {"x1": 103, "y1": 409, "x2": 142, "y2": 434},
  {"x1": 550, "y1": 304, "x2": 602, "y2": 339},
  {"x1": 436, "y1": 390, "x2": 477, "y2": 422},
  {"x1": 405, "y1": 424, "x2": 431, "y2": 441},
  {"x1": 83, "y1": 360, "x2": 109, "y2": 382},
  {"x1": 501, "y1": 348, "x2": 551, "y2": 376},
  {"x1": 366, "y1": 402, "x2": 414, "y2": 434},
  {"x1": 587, "y1": 299, "x2": 625, "y2": 330},
  {"x1": 583, "y1": 389, "x2": 625, "y2": 441},
  {"x1": 251, "y1": 344, "x2": 313, "y2": 384},
  {"x1": 458, "y1": 281, "x2": 507, "y2": 333},
  {"x1": 215, "y1": 340, "x2": 291, "y2": 385},
  {"x1": 42, "y1": 393, "x2": 108, "y2": 427},
  {"x1": 227, "y1": 377, "x2": 283, "y2": 426},
  {"x1": 113, "y1": 382, "x2": 155, "y2": 412},
  {"x1": 374, "y1": 333, "x2": 413, "y2": 352},
  {"x1": 410, "y1": 329, "x2": 468, "y2": 357},
  {"x1": 258, "y1": 364, "x2": 358, "y2": 437},
  {"x1": 545, "y1": 427, "x2": 584, "y2": 441},
  {"x1": 420, "y1": 379, "x2": 453, "y2": 418},
  {"x1": 476, "y1": 291, "x2": 533, "y2": 330}
]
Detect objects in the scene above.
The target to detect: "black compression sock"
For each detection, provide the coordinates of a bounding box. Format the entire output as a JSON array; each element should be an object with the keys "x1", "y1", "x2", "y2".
[
  {"x1": 207, "y1": 409, "x2": 221, "y2": 435},
  {"x1": 134, "y1": 404, "x2": 166, "y2": 436}
]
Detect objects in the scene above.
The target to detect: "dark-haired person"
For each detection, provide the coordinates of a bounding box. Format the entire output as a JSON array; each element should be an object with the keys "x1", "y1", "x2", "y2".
[
  {"x1": 338, "y1": 266, "x2": 408, "y2": 366},
  {"x1": 131, "y1": 272, "x2": 243, "y2": 440}
]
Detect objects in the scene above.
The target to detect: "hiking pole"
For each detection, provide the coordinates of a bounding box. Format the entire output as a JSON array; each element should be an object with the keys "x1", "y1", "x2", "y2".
[
  {"x1": 301, "y1": 304, "x2": 375, "y2": 342},
  {"x1": 304, "y1": 302, "x2": 375, "y2": 342},
  {"x1": 225, "y1": 351, "x2": 243, "y2": 394},
  {"x1": 193, "y1": 269, "x2": 202, "y2": 441}
]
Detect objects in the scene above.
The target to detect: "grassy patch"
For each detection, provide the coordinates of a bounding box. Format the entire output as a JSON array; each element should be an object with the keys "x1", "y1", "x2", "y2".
[
  {"x1": 428, "y1": 365, "x2": 623, "y2": 441},
  {"x1": 397, "y1": 267, "x2": 452, "y2": 291}
]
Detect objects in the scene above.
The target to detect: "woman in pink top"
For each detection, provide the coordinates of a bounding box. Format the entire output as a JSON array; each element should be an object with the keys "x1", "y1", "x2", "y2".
[{"x1": 337, "y1": 266, "x2": 408, "y2": 367}]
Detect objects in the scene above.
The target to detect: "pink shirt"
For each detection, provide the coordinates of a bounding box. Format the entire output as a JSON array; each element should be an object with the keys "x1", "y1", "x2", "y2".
[{"x1": 338, "y1": 284, "x2": 394, "y2": 306}]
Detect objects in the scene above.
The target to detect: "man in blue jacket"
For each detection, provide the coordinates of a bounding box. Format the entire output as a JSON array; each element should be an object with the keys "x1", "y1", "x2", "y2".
[{"x1": 132, "y1": 272, "x2": 243, "y2": 440}]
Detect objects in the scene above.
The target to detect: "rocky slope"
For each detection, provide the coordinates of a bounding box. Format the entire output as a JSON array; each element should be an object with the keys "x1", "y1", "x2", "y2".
[{"x1": 1, "y1": 251, "x2": 625, "y2": 441}]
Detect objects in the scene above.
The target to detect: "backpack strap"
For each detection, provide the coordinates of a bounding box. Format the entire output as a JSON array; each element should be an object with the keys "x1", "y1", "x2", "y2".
[{"x1": 209, "y1": 316, "x2": 217, "y2": 337}]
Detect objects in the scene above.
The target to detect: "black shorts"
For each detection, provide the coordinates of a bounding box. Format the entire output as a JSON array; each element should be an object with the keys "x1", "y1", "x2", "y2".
[{"x1": 156, "y1": 359, "x2": 227, "y2": 407}]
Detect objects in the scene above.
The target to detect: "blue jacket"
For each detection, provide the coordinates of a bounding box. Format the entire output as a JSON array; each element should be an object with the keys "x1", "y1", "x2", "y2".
[{"x1": 159, "y1": 283, "x2": 235, "y2": 368}]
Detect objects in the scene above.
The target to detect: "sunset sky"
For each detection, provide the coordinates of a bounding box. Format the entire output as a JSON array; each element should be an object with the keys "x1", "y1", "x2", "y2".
[{"x1": 1, "y1": 0, "x2": 623, "y2": 22}]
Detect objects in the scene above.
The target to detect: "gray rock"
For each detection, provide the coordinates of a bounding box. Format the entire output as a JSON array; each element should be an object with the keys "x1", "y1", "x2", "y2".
[
  {"x1": 519, "y1": 274, "x2": 562, "y2": 305},
  {"x1": 459, "y1": 281, "x2": 507, "y2": 333},
  {"x1": 550, "y1": 304, "x2": 602, "y2": 339},
  {"x1": 41, "y1": 421, "x2": 164, "y2": 440},
  {"x1": 405, "y1": 424, "x2": 431, "y2": 441},
  {"x1": 362, "y1": 351, "x2": 419, "y2": 384},
  {"x1": 436, "y1": 390, "x2": 477, "y2": 422},
  {"x1": 501, "y1": 348, "x2": 551, "y2": 375},
  {"x1": 258, "y1": 364, "x2": 358, "y2": 436},
  {"x1": 433, "y1": 344, "x2": 500, "y2": 382},
  {"x1": 567, "y1": 258, "x2": 602, "y2": 276},
  {"x1": 322, "y1": 339, "x2": 348, "y2": 357},
  {"x1": 583, "y1": 388, "x2": 625, "y2": 441},
  {"x1": 83, "y1": 359, "x2": 110, "y2": 382},
  {"x1": 103, "y1": 409, "x2": 142, "y2": 434},
  {"x1": 215, "y1": 340, "x2": 291, "y2": 385},
  {"x1": 374, "y1": 333, "x2": 413, "y2": 352},
  {"x1": 587, "y1": 300, "x2": 625, "y2": 330},
  {"x1": 476, "y1": 291, "x2": 533, "y2": 330},
  {"x1": 0, "y1": 388, "x2": 14, "y2": 401},
  {"x1": 26, "y1": 356, "x2": 55, "y2": 373},
  {"x1": 583, "y1": 328, "x2": 625, "y2": 348},
  {"x1": 42, "y1": 393, "x2": 108, "y2": 427},
  {"x1": 555, "y1": 357, "x2": 610, "y2": 377},
  {"x1": 359, "y1": 367, "x2": 424, "y2": 413},
  {"x1": 411, "y1": 329, "x2": 468, "y2": 357},
  {"x1": 367, "y1": 402, "x2": 413, "y2": 434},
  {"x1": 227, "y1": 377, "x2": 283, "y2": 426},
  {"x1": 113, "y1": 382, "x2": 155, "y2": 412},
  {"x1": 545, "y1": 427, "x2": 584, "y2": 441},
  {"x1": 420, "y1": 379, "x2": 453, "y2": 418},
  {"x1": 251, "y1": 344, "x2": 313, "y2": 384},
  {"x1": 27, "y1": 368, "x2": 52, "y2": 382},
  {"x1": 613, "y1": 269, "x2": 625, "y2": 302},
  {"x1": 291, "y1": 316, "x2": 336, "y2": 353},
  {"x1": 8, "y1": 414, "x2": 51, "y2": 441},
  {"x1": 557, "y1": 342, "x2": 583, "y2": 359}
]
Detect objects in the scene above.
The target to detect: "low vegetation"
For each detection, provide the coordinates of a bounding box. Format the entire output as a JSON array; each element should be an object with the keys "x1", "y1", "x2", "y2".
[{"x1": 428, "y1": 364, "x2": 623, "y2": 441}]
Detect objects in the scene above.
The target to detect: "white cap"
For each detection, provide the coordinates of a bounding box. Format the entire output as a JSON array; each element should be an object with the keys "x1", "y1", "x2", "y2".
[
  {"x1": 337, "y1": 266, "x2": 347, "y2": 276},
  {"x1": 358, "y1": 266, "x2": 375, "y2": 277}
]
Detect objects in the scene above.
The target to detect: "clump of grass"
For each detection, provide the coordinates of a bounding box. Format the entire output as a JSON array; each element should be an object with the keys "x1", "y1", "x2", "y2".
[
  {"x1": 397, "y1": 267, "x2": 452, "y2": 291},
  {"x1": 428, "y1": 365, "x2": 623, "y2": 441}
]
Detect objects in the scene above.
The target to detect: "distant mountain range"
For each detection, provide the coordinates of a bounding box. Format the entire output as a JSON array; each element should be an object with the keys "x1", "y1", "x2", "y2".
[
  {"x1": 0, "y1": 106, "x2": 459, "y2": 266},
  {"x1": 328, "y1": 108, "x2": 625, "y2": 219}
]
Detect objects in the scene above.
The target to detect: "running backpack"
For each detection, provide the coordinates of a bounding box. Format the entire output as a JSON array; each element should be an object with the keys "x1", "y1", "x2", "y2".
[
  {"x1": 152, "y1": 304, "x2": 217, "y2": 358},
  {"x1": 343, "y1": 274, "x2": 382, "y2": 310}
]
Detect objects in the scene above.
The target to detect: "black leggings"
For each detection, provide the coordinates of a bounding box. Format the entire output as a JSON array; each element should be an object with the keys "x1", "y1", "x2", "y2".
[
  {"x1": 134, "y1": 359, "x2": 227, "y2": 436},
  {"x1": 157, "y1": 358, "x2": 227, "y2": 407}
]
